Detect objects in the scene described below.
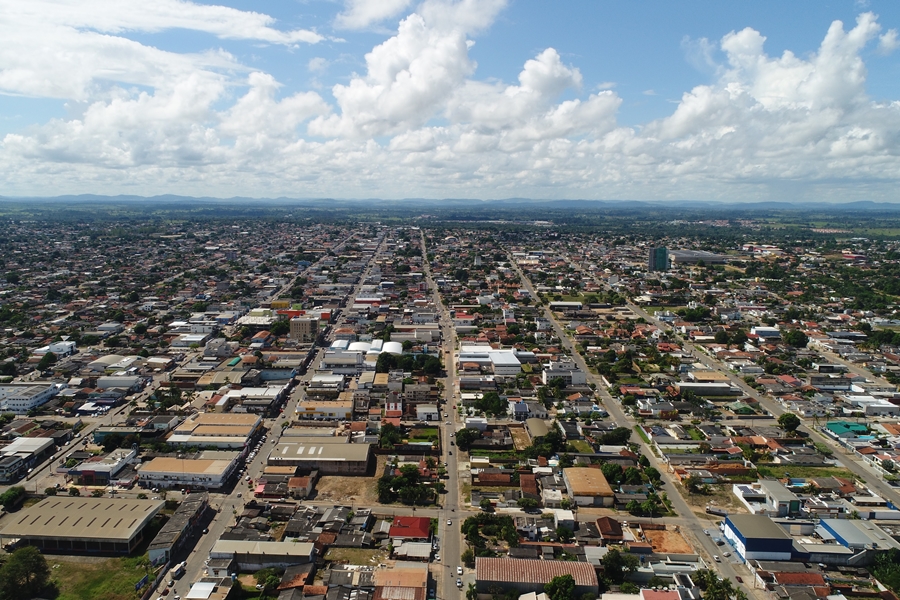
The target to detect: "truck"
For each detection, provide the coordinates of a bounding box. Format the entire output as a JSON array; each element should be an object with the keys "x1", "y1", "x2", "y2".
[{"x1": 168, "y1": 561, "x2": 186, "y2": 581}]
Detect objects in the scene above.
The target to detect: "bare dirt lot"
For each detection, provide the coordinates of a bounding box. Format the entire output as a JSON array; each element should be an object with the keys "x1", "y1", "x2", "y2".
[
  {"x1": 314, "y1": 455, "x2": 387, "y2": 505},
  {"x1": 643, "y1": 527, "x2": 694, "y2": 554},
  {"x1": 510, "y1": 427, "x2": 532, "y2": 451}
]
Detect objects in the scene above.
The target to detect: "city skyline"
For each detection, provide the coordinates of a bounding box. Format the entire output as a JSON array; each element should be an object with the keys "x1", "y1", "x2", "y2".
[{"x1": 2, "y1": 1, "x2": 900, "y2": 202}]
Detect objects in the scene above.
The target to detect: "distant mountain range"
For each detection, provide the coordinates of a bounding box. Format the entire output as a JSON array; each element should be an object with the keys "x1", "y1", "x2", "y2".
[{"x1": 1, "y1": 195, "x2": 899, "y2": 212}]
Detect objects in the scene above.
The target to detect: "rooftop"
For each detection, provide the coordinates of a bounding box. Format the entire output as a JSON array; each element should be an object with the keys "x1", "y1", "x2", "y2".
[{"x1": 0, "y1": 497, "x2": 163, "y2": 542}]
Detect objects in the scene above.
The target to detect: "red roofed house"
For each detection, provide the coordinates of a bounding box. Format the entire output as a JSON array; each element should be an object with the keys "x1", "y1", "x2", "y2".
[{"x1": 389, "y1": 516, "x2": 432, "y2": 542}]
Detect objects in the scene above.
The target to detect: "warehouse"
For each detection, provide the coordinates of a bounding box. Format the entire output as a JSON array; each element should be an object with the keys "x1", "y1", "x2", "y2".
[
  {"x1": 0, "y1": 497, "x2": 163, "y2": 555},
  {"x1": 722, "y1": 514, "x2": 793, "y2": 561},
  {"x1": 562, "y1": 467, "x2": 615, "y2": 507},
  {"x1": 138, "y1": 451, "x2": 240, "y2": 490},
  {"x1": 209, "y1": 540, "x2": 315, "y2": 571},
  {"x1": 168, "y1": 412, "x2": 262, "y2": 449},
  {"x1": 475, "y1": 557, "x2": 598, "y2": 596},
  {"x1": 267, "y1": 441, "x2": 373, "y2": 475},
  {"x1": 817, "y1": 519, "x2": 900, "y2": 551}
]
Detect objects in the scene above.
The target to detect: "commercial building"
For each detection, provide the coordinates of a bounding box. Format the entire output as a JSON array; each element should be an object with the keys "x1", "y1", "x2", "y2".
[
  {"x1": 562, "y1": 467, "x2": 615, "y2": 507},
  {"x1": 648, "y1": 247, "x2": 668, "y2": 272},
  {"x1": 542, "y1": 359, "x2": 587, "y2": 386},
  {"x1": 668, "y1": 250, "x2": 729, "y2": 265},
  {"x1": 722, "y1": 514, "x2": 793, "y2": 561},
  {"x1": 209, "y1": 540, "x2": 316, "y2": 571},
  {"x1": 68, "y1": 448, "x2": 137, "y2": 486},
  {"x1": 1, "y1": 437, "x2": 55, "y2": 473},
  {"x1": 0, "y1": 383, "x2": 60, "y2": 413},
  {"x1": 290, "y1": 317, "x2": 318, "y2": 343},
  {"x1": 147, "y1": 492, "x2": 209, "y2": 565},
  {"x1": 296, "y1": 399, "x2": 353, "y2": 420},
  {"x1": 268, "y1": 441, "x2": 373, "y2": 475},
  {"x1": 475, "y1": 557, "x2": 598, "y2": 596},
  {"x1": 0, "y1": 497, "x2": 164, "y2": 555},
  {"x1": 818, "y1": 519, "x2": 900, "y2": 551},
  {"x1": 457, "y1": 346, "x2": 523, "y2": 376},
  {"x1": 168, "y1": 413, "x2": 262, "y2": 449},
  {"x1": 138, "y1": 451, "x2": 240, "y2": 490}
]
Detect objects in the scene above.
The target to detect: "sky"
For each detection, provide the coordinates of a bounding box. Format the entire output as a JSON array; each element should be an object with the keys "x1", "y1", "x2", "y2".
[{"x1": 2, "y1": 0, "x2": 900, "y2": 202}]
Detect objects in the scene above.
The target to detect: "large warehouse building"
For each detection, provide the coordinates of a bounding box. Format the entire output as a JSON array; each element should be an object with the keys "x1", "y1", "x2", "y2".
[
  {"x1": 475, "y1": 557, "x2": 598, "y2": 596},
  {"x1": 722, "y1": 514, "x2": 794, "y2": 561},
  {"x1": 167, "y1": 413, "x2": 263, "y2": 449},
  {"x1": 267, "y1": 441, "x2": 373, "y2": 475},
  {"x1": 0, "y1": 497, "x2": 164, "y2": 555},
  {"x1": 562, "y1": 467, "x2": 615, "y2": 507},
  {"x1": 138, "y1": 451, "x2": 240, "y2": 490}
]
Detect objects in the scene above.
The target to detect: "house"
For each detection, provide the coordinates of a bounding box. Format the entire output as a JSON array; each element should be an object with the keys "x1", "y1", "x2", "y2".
[{"x1": 389, "y1": 516, "x2": 431, "y2": 542}]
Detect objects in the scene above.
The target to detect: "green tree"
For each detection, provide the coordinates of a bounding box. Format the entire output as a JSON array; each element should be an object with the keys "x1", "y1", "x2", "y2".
[
  {"x1": 455, "y1": 428, "x2": 482, "y2": 450},
  {"x1": 544, "y1": 574, "x2": 575, "y2": 600},
  {"x1": 0, "y1": 546, "x2": 52, "y2": 600},
  {"x1": 68, "y1": 487, "x2": 80, "y2": 496},
  {"x1": 517, "y1": 497, "x2": 539, "y2": 511},
  {"x1": 556, "y1": 526, "x2": 574, "y2": 543},
  {"x1": 43, "y1": 487, "x2": 57, "y2": 496},
  {"x1": 480, "y1": 498, "x2": 492, "y2": 511},
  {"x1": 378, "y1": 423, "x2": 402, "y2": 449},
  {"x1": 782, "y1": 329, "x2": 809, "y2": 348},
  {"x1": 714, "y1": 330, "x2": 730, "y2": 345},
  {"x1": 36, "y1": 352, "x2": 57, "y2": 372},
  {"x1": 461, "y1": 548, "x2": 475, "y2": 568},
  {"x1": 600, "y1": 547, "x2": 639, "y2": 584},
  {"x1": 0, "y1": 487, "x2": 25, "y2": 509},
  {"x1": 777, "y1": 412, "x2": 801, "y2": 433},
  {"x1": 270, "y1": 320, "x2": 290, "y2": 336}
]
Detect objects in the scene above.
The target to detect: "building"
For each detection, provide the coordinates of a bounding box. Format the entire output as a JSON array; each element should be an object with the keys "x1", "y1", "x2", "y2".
[
  {"x1": 296, "y1": 399, "x2": 353, "y2": 420},
  {"x1": 168, "y1": 413, "x2": 263, "y2": 449},
  {"x1": 668, "y1": 250, "x2": 728, "y2": 265},
  {"x1": 818, "y1": 519, "x2": 900, "y2": 551},
  {"x1": 147, "y1": 492, "x2": 209, "y2": 565},
  {"x1": 0, "y1": 497, "x2": 164, "y2": 555},
  {"x1": 648, "y1": 247, "x2": 668, "y2": 272},
  {"x1": 209, "y1": 540, "x2": 315, "y2": 571},
  {"x1": 1, "y1": 437, "x2": 55, "y2": 473},
  {"x1": 290, "y1": 317, "x2": 318, "y2": 343},
  {"x1": 722, "y1": 514, "x2": 793, "y2": 561},
  {"x1": 389, "y1": 516, "x2": 432, "y2": 541},
  {"x1": 68, "y1": 448, "x2": 137, "y2": 486},
  {"x1": 475, "y1": 557, "x2": 598, "y2": 596},
  {"x1": 138, "y1": 451, "x2": 240, "y2": 490},
  {"x1": 758, "y1": 480, "x2": 801, "y2": 517},
  {"x1": 0, "y1": 383, "x2": 60, "y2": 413},
  {"x1": 457, "y1": 346, "x2": 523, "y2": 376},
  {"x1": 542, "y1": 359, "x2": 587, "y2": 386},
  {"x1": 268, "y1": 441, "x2": 373, "y2": 475},
  {"x1": 562, "y1": 467, "x2": 615, "y2": 507}
]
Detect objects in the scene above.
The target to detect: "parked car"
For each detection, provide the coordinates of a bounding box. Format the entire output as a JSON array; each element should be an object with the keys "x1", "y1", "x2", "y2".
[
  {"x1": 735, "y1": 576, "x2": 743, "y2": 583},
  {"x1": 456, "y1": 579, "x2": 462, "y2": 588},
  {"x1": 447, "y1": 520, "x2": 452, "y2": 526},
  {"x1": 457, "y1": 566, "x2": 463, "y2": 575},
  {"x1": 713, "y1": 555, "x2": 720, "y2": 562}
]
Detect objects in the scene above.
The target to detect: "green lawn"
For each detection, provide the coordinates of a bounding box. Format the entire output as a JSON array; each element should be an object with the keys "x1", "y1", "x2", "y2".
[
  {"x1": 52, "y1": 555, "x2": 154, "y2": 600},
  {"x1": 569, "y1": 440, "x2": 593, "y2": 453},
  {"x1": 686, "y1": 427, "x2": 706, "y2": 441},
  {"x1": 634, "y1": 425, "x2": 651, "y2": 444},
  {"x1": 409, "y1": 427, "x2": 439, "y2": 440},
  {"x1": 756, "y1": 464, "x2": 858, "y2": 481}
]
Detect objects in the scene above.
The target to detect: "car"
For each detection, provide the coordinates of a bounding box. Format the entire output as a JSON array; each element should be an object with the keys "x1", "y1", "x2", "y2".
[
  {"x1": 457, "y1": 566, "x2": 463, "y2": 575},
  {"x1": 445, "y1": 421, "x2": 451, "y2": 425},
  {"x1": 173, "y1": 596, "x2": 180, "y2": 600},
  {"x1": 168, "y1": 580, "x2": 175, "y2": 588},
  {"x1": 450, "y1": 441, "x2": 454, "y2": 446},
  {"x1": 735, "y1": 576, "x2": 743, "y2": 583},
  {"x1": 202, "y1": 528, "x2": 209, "y2": 534},
  {"x1": 256, "y1": 584, "x2": 265, "y2": 590},
  {"x1": 703, "y1": 529, "x2": 710, "y2": 536},
  {"x1": 723, "y1": 552, "x2": 731, "y2": 557},
  {"x1": 245, "y1": 475, "x2": 251, "y2": 481},
  {"x1": 434, "y1": 554, "x2": 440, "y2": 561},
  {"x1": 713, "y1": 555, "x2": 720, "y2": 562},
  {"x1": 448, "y1": 451, "x2": 452, "y2": 455},
  {"x1": 447, "y1": 520, "x2": 452, "y2": 525},
  {"x1": 237, "y1": 492, "x2": 242, "y2": 497},
  {"x1": 456, "y1": 579, "x2": 462, "y2": 588}
]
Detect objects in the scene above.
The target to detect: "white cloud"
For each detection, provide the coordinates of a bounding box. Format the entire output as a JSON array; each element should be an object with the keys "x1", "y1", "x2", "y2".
[
  {"x1": 879, "y1": 29, "x2": 900, "y2": 54},
  {"x1": 2, "y1": 5, "x2": 900, "y2": 204},
  {"x1": 308, "y1": 57, "x2": 330, "y2": 73},
  {"x1": 335, "y1": 0, "x2": 412, "y2": 30},
  {"x1": 3, "y1": 0, "x2": 323, "y2": 45}
]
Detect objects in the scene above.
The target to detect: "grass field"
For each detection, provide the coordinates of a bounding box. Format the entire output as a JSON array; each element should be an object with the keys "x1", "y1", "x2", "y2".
[
  {"x1": 569, "y1": 440, "x2": 593, "y2": 453},
  {"x1": 409, "y1": 427, "x2": 439, "y2": 440},
  {"x1": 756, "y1": 464, "x2": 858, "y2": 481},
  {"x1": 52, "y1": 555, "x2": 155, "y2": 600}
]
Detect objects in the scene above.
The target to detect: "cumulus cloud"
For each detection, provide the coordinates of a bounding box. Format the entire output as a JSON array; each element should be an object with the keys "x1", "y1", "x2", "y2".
[
  {"x1": 2, "y1": 4, "x2": 900, "y2": 203},
  {"x1": 335, "y1": 0, "x2": 413, "y2": 30}
]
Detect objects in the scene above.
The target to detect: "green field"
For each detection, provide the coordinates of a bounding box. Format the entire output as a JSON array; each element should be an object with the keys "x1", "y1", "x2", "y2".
[
  {"x1": 568, "y1": 440, "x2": 593, "y2": 453},
  {"x1": 53, "y1": 555, "x2": 155, "y2": 600},
  {"x1": 756, "y1": 465, "x2": 858, "y2": 481}
]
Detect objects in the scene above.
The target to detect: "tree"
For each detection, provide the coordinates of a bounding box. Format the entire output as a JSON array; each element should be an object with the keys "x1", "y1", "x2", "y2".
[
  {"x1": 0, "y1": 546, "x2": 52, "y2": 600},
  {"x1": 461, "y1": 548, "x2": 475, "y2": 568},
  {"x1": 782, "y1": 329, "x2": 809, "y2": 348},
  {"x1": 480, "y1": 498, "x2": 492, "y2": 511},
  {"x1": 600, "y1": 547, "x2": 639, "y2": 584},
  {"x1": 517, "y1": 497, "x2": 539, "y2": 511},
  {"x1": 626, "y1": 499, "x2": 641, "y2": 514},
  {"x1": 455, "y1": 428, "x2": 482, "y2": 451},
  {"x1": 684, "y1": 474, "x2": 702, "y2": 494},
  {"x1": 378, "y1": 422, "x2": 402, "y2": 449},
  {"x1": 68, "y1": 487, "x2": 80, "y2": 496},
  {"x1": 270, "y1": 320, "x2": 290, "y2": 336},
  {"x1": 644, "y1": 466, "x2": 661, "y2": 483},
  {"x1": 102, "y1": 433, "x2": 124, "y2": 453},
  {"x1": 36, "y1": 352, "x2": 56, "y2": 372},
  {"x1": 43, "y1": 487, "x2": 57, "y2": 496},
  {"x1": 556, "y1": 526, "x2": 574, "y2": 543},
  {"x1": 0, "y1": 487, "x2": 25, "y2": 510},
  {"x1": 778, "y1": 412, "x2": 801, "y2": 433},
  {"x1": 714, "y1": 330, "x2": 730, "y2": 345},
  {"x1": 544, "y1": 574, "x2": 575, "y2": 600},
  {"x1": 254, "y1": 568, "x2": 280, "y2": 592}
]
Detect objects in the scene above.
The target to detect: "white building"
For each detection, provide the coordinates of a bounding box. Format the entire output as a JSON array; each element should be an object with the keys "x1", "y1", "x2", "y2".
[
  {"x1": 0, "y1": 383, "x2": 61, "y2": 413},
  {"x1": 542, "y1": 359, "x2": 587, "y2": 386}
]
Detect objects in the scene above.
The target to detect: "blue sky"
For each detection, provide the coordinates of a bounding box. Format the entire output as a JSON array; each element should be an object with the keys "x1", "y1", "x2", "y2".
[{"x1": 1, "y1": 0, "x2": 900, "y2": 202}]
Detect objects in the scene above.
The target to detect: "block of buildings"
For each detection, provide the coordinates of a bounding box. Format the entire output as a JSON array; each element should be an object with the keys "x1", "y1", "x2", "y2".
[{"x1": 138, "y1": 451, "x2": 241, "y2": 490}]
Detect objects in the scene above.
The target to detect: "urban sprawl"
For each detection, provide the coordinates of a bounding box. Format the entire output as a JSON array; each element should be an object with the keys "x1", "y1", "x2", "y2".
[{"x1": 1, "y1": 218, "x2": 900, "y2": 600}]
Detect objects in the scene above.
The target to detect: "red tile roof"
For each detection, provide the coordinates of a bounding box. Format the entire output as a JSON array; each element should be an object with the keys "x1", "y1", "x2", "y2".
[{"x1": 389, "y1": 516, "x2": 431, "y2": 540}]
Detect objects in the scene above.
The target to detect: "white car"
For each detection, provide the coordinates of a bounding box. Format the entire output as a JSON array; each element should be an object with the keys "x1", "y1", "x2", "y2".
[
  {"x1": 447, "y1": 520, "x2": 452, "y2": 526},
  {"x1": 457, "y1": 566, "x2": 463, "y2": 575}
]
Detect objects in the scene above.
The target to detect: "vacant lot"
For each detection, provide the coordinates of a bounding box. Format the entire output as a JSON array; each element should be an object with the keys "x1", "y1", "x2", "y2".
[
  {"x1": 756, "y1": 464, "x2": 858, "y2": 481},
  {"x1": 52, "y1": 555, "x2": 156, "y2": 600},
  {"x1": 315, "y1": 455, "x2": 386, "y2": 505},
  {"x1": 510, "y1": 427, "x2": 531, "y2": 451},
  {"x1": 324, "y1": 547, "x2": 389, "y2": 566},
  {"x1": 643, "y1": 527, "x2": 694, "y2": 554}
]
